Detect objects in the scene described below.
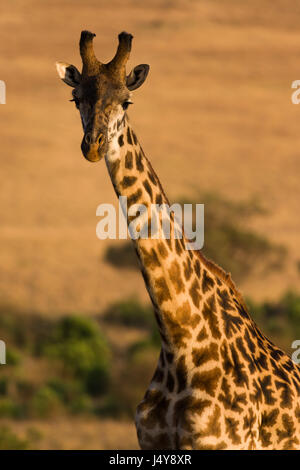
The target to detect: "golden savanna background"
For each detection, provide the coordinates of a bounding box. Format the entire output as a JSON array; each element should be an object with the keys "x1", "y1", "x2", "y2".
[{"x1": 0, "y1": 0, "x2": 300, "y2": 449}]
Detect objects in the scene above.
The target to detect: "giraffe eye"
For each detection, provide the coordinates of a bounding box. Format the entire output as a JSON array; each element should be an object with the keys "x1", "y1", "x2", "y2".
[{"x1": 122, "y1": 100, "x2": 133, "y2": 110}]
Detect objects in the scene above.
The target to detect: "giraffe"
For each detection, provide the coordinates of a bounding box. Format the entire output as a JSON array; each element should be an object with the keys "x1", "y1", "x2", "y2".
[{"x1": 56, "y1": 31, "x2": 300, "y2": 450}]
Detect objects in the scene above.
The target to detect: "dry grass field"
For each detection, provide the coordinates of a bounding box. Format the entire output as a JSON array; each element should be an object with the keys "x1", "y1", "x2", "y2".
[{"x1": 0, "y1": 0, "x2": 300, "y2": 449}]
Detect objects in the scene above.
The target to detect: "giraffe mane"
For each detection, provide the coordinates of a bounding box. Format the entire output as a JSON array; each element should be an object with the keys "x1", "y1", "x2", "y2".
[
  {"x1": 194, "y1": 250, "x2": 248, "y2": 310},
  {"x1": 141, "y1": 149, "x2": 248, "y2": 312}
]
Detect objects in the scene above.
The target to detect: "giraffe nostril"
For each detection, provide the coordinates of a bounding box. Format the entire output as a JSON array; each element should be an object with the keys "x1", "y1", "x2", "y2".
[
  {"x1": 84, "y1": 132, "x2": 105, "y2": 147},
  {"x1": 85, "y1": 133, "x2": 92, "y2": 145}
]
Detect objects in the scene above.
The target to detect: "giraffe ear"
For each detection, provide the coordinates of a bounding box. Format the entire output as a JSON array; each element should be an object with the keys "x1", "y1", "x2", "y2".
[
  {"x1": 56, "y1": 62, "x2": 82, "y2": 87},
  {"x1": 126, "y1": 64, "x2": 149, "y2": 91}
]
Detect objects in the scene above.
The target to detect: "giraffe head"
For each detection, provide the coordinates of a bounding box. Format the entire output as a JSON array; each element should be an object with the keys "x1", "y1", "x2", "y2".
[{"x1": 56, "y1": 31, "x2": 149, "y2": 162}]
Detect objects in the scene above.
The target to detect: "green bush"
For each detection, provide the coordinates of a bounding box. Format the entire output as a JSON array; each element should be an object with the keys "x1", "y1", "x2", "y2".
[
  {"x1": 248, "y1": 291, "x2": 300, "y2": 324},
  {"x1": 44, "y1": 316, "x2": 111, "y2": 397},
  {"x1": 247, "y1": 291, "x2": 300, "y2": 352},
  {"x1": 282, "y1": 291, "x2": 300, "y2": 323},
  {"x1": 46, "y1": 378, "x2": 94, "y2": 413},
  {"x1": 115, "y1": 345, "x2": 160, "y2": 418},
  {"x1": 85, "y1": 365, "x2": 109, "y2": 396},
  {"x1": 69, "y1": 394, "x2": 93, "y2": 414},
  {"x1": 95, "y1": 395, "x2": 126, "y2": 418},
  {"x1": 0, "y1": 377, "x2": 8, "y2": 396},
  {"x1": 0, "y1": 305, "x2": 19, "y2": 334},
  {"x1": 179, "y1": 192, "x2": 286, "y2": 282},
  {"x1": 103, "y1": 298, "x2": 155, "y2": 330},
  {"x1": 104, "y1": 242, "x2": 139, "y2": 270},
  {"x1": 31, "y1": 386, "x2": 62, "y2": 418},
  {"x1": 128, "y1": 327, "x2": 161, "y2": 358},
  {"x1": 6, "y1": 347, "x2": 21, "y2": 366},
  {"x1": 0, "y1": 398, "x2": 23, "y2": 419},
  {"x1": 46, "y1": 379, "x2": 77, "y2": 403},
  {"x1": 0, "y1": 307, "x2": 54, "y2": 355},
  {"x1": 16, "y1": 379, "x2": 36, "y2": 401}
]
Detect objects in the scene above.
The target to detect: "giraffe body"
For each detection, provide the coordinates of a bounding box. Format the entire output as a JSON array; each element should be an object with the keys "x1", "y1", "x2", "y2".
[
  {"x1": 56, "y1": 31, "x2": 300, "y2": 450},
  {"x1": 107, "y1": 118, "x2": 300, "y2": 450}
]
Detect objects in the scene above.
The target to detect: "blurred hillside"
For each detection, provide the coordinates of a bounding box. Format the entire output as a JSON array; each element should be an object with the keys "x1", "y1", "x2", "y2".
[
  {"x1": 0, "y1": 0, "x2": 300, "y2": 450},
  {"x1": 0, "y1": 0, "x2": 300, "y2": 314}
]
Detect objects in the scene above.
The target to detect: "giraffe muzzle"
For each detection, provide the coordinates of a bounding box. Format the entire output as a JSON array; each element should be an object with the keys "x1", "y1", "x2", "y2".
[{"x1": 81, "y1": 132, "x2": 107, "y2": 162}]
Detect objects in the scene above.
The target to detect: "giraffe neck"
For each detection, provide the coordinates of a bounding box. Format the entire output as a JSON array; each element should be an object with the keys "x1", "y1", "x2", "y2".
[{"x1": 104, "y1": 115, "x2": 247, "y2": 359}]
